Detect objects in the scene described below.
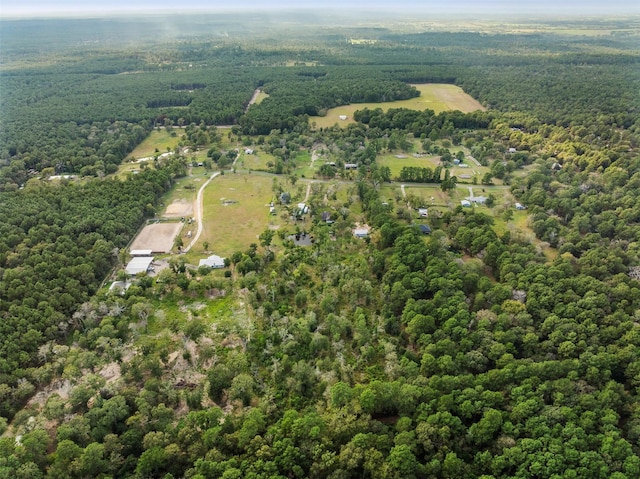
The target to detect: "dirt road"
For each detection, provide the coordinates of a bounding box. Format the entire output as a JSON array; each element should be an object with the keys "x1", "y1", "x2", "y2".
[{"x1": 183, "y1": 172, "x2": 220, "y2": 253}]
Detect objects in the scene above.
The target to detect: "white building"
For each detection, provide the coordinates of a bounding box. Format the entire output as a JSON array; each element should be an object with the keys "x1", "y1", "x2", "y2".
[
  {"x1": 199, "y1": 255, "x2": 225, "y2": 269},
  {"x1": 125, "y1": 257, "x2": 154, "y2": 276},
  {"x1": 130, "y1": 249, "x2": 152, "y2": 257}
]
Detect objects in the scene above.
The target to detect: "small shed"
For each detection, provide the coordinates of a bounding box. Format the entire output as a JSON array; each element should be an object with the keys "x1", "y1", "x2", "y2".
[
  {"x1": 353, "y1": 228, "x2": 369, "y2": 238},
  {"x1": 418, "y1": 208, "x2": 428, "y2": 218},
  {"x1": 515, "y1": 203, "x2": 527, "y2": 210},
  {"x1": 461, "y1": 200, "x2": 472, "y2": 207}
]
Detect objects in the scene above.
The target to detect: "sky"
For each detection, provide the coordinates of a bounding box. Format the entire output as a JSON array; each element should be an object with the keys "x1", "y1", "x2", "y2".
[{"x1": 2, "y1": 0, "x2": 639, "y2": 18}]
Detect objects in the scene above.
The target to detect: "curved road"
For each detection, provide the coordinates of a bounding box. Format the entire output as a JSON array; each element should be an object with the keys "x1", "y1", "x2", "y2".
[{"x1": 183, "y1": 172, "x2": 220, "y2": 253}]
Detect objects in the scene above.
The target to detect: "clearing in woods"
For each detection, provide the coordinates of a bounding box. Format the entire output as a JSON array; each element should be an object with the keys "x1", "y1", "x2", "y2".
[
  {"x1": 310, "y1": 84, "x2": 485, "y2": 128},
  {"x1": 196, "y1": 173, "x2": 282, "y2": 257}
]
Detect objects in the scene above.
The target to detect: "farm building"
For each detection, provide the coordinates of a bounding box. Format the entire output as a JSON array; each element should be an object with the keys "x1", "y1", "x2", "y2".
[
  {"x1": 199, "y1": 255, "x2": 225, "y2": 269},
  {"x1": 467, "y1": 196, "x2": 487, "y2": 205},
  {"x1": 130, "y1": 249, "x2": 152, "y2": 257},
  {"x1": 461, "y1": 200, "x2": 472, "y2": 207},
  {"x1": 125, "y1": 257, "x2": 154, "y2": 276},
  {"x1": 339, "y1": 115, "x2": 348, "y2": 120},
  {"x1": 344, "y1": 163, "x2": 358, "y2": 170}
]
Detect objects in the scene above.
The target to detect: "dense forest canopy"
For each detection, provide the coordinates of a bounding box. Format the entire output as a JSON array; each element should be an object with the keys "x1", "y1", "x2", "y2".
[{"x1": 1, "y1": 12, "x2": 640, "y2": 479}]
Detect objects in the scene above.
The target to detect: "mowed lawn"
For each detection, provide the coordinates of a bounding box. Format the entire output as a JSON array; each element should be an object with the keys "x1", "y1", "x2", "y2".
[
  {"x1": 310, "y1": 84, "x2": 485, "y2": 128},
  {"x1": 378, "y1": 154, "x2": 441, "y2": 179},
  {"x1": 196, "y1": 173, "x2": 276, "y2": 257}
]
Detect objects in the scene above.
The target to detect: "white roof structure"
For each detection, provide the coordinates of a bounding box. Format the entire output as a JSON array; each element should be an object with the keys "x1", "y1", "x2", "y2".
[
  {"x1": 125, "y1": 257, "x2": 153, "y2": 275},
  {"x1": 199, "y1": 255, "x2": 225, "y2": 268},
  {"x1": 461, "y1": 200, "x2": 472, "y2": 207},
  {"x1": 130, "y1": 249, "x2": 152, "y2": 257},
  {"x1": 354, "y1": 228, "x2": 369, "y2": 238}
]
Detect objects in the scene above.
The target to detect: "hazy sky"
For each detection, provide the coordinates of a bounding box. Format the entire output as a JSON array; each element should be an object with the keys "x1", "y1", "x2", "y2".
[{"x1": 2, "y1": 0, "x2": 639, "y2": 18}]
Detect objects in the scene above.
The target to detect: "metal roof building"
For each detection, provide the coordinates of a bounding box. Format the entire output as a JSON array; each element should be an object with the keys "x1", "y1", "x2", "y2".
[{"x1": 125, "y1": 257, "x2": 154, "y2": 276}]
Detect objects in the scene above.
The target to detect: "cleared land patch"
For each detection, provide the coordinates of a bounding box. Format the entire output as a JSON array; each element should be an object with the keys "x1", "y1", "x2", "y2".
[
  {"x1": 127, "y1": 129, "x2": 183, "y2": 160},
  {"x1": 165, "y1": 198, "x2": 193, "y2": 217},
  {"x1": 196, "y1": 173, "x2": 281, "y2": 257},
  {"x1": 130, "y1": 222, "x2": 183, "y2": 253},
  {"x1": 310, "y1": 84, "x2": 485, "y2": 128}
]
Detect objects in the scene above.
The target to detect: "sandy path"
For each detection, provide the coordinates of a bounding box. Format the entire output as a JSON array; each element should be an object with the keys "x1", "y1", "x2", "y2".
[
  {"x1": 304, "y1": 182, "x2": 313, "y2": 202},
  {"x1": 245, "y1": 89, "x2": 261, "y2": 113},
  {"x1": 183, "y1": 172, "x2": 220, "y2": 253}
]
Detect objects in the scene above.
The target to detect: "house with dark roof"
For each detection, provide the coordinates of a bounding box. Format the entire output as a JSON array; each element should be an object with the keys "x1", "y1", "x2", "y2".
[{"x1": 416, "y1": 224, "x2": 431, "y2": 235}]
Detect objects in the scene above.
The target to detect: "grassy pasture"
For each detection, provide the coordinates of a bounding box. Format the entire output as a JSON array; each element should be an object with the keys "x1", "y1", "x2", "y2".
[
  {"x1": 128, "y1": 129, "x2": 183, "y2": 159},
  {"x1": 378, "y1": 152, "x2": 490, "y2": 184},
  {"x1": 378, "y1": 154, "x2": 440, "y2": 179},
  {"x1": 195, "y1": 173, "x2": 281, "y2": 257},
  {"x1": 235, "y1": 151, "x2": 275, "y2": 171},
  {"x1": 310, "y1": 84, "x2": 485, "y2": 129}
]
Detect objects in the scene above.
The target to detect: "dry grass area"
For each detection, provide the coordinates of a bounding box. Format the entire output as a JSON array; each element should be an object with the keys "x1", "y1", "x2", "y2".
[
  {"x1": 164, "y1": 198, "x2": 193, "y2": 217},
  {"x1": 310, "y1": 84, "x2": 485, "y2": 128},
  {"x1": 196, "y1": 173, "x2": 280, "y2": 257}
]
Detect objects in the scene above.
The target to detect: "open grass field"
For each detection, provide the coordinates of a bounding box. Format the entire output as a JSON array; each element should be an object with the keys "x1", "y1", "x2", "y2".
[
  {"x1": 310, "y1": 84, "x2": 485, "y2": 129},
  {"x1": 378, "y1": 154, "x2": 440, "y2": 179},
  {"x1": 195, "y1": 172, "x2": 282, "y2": 257},
  {"x1": 378, "y1": 152, "x2": 491, "y2": 184},
  {"x1": 127, "y1": 129, "x2": 183, "y2": 160},
  {"x1": 235, "y1": 151, "x2": 275, "y2": 171}
]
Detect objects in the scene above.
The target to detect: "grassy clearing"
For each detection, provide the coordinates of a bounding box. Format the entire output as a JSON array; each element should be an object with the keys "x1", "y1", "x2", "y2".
[
  {"x1": 253, "y1": 91, "x2": 269, "y2": 105},
  {"x1": 292, "y1": 151, "x2": 316, "y2": 177},
  {"x1": 378, "y1": 154, "x2": 440, "y2": 178},
  {"x1": 196, "y1": 172, "x2": 282, "y2": 257},
  {"x1": 310, "y1": 84, "x2": 485, "y2": 129},
  {"x1": 128, "y1": 129, "x2": 183, "y2": 159},
  {"x1": 235, "y1": 151, "x2": 274, "y2": 171}
]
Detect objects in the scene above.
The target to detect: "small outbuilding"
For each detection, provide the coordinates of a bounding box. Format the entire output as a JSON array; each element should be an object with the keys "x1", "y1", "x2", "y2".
[
  {"x1": 417, "y1": 224, "x2": 432, "y2": 235},
  {"x1": 199, "y1": 255, "x2": 225, "y2": 269},
  {"x1": 353, "y1": 228, "x2": 369, "y2": 238},
  {"x1": 515, "y1": 203, "x2": 527, "y2": 210},
  {"x1": 461, "y1": 200, "x2": 472, "y2": 207}
]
